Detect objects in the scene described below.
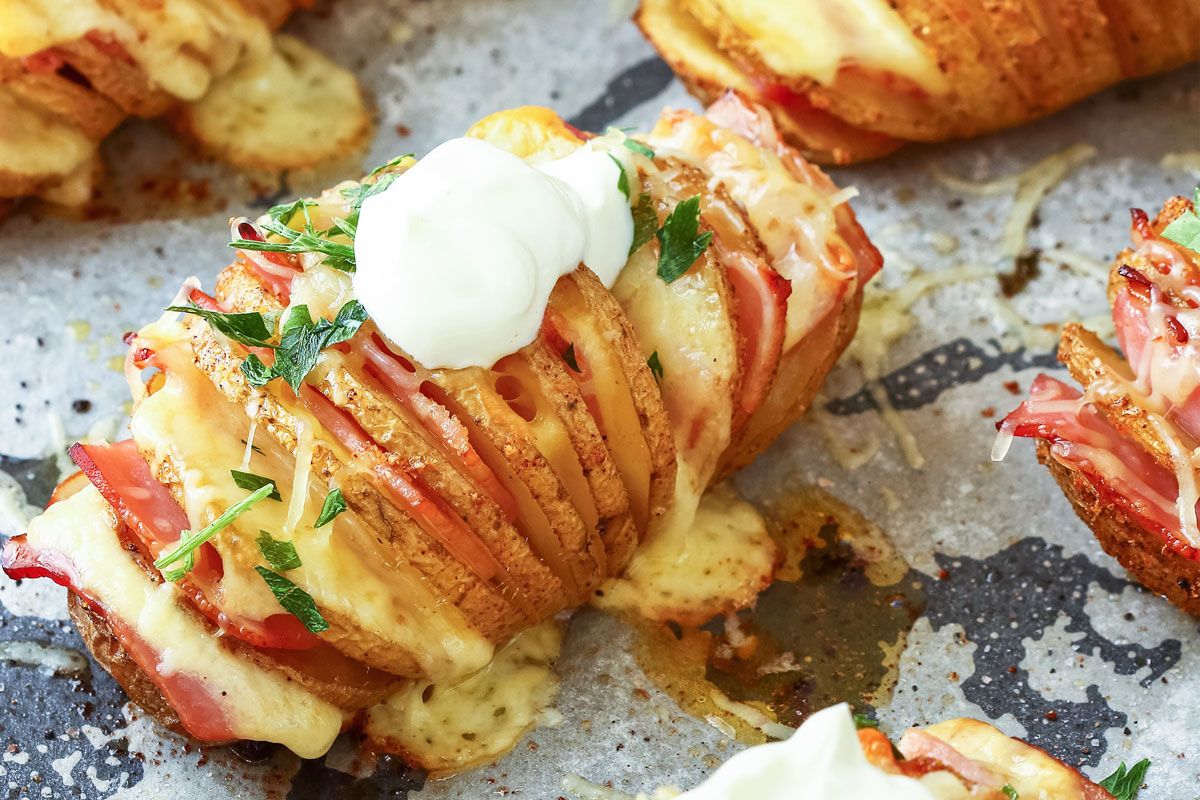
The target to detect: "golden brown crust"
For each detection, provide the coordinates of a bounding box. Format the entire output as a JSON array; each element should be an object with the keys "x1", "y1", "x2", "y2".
[
  {"x1": 637, "y1": 0, "x2": 1199, "y2": 162},
  {"x1": 1039, "y1": 440, "x2": 1200, "y2": 616}
]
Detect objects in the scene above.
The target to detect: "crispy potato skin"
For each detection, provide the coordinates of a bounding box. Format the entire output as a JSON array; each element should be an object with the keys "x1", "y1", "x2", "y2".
[
  {"x1": 1040, "y1": 441, "x2": 1200, "y2": 616},
  {"x1": 637, "y1": 0, "x2": 1199, "y2": 162},
  {"x1": 68, "y1": 593, "x2": 195, "y2": 740}
]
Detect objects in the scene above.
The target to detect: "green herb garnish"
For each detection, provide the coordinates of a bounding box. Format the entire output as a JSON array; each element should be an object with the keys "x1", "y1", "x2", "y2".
[
  {"x1": 254, "y1": 566, "x2": 329, "y2": 633},
  {"x1": 563, "y1": 343, "x2": 581, "y2": 373},
  {"x1": 257, "y1": 530, "x2": 302, "y2": 571},
  {"x1": 656, "y1": 195, "x2": 712, "y2": 283},
  {"x1": 235, "y1": 218, "x2": 358, "y2": 273},
  {"x1": 1099, "y1": 759, "x2": 1151, "y2": 800},
  {"x1": 230, "y1": 470, "x2": 281, "y2": 501},
  {"x1": 851, "y1": 713, "x2": 878, "y2": 730},
  {"x1": 623, "y1": 138, "x2": 655, "y2": 160},
  {"x1": 1001, "y1": 784, "x2": 1019, "y2": 800},
  {"x1": 341, "y1": 172, "x2": 402, "y2": 214},
  {"x1": 1160, "y1": 188, "x2": 1200, "y2": 252},
  {"x1": 647, "y1": 350, "x2": 663, "y2": 380},
  {"x1": 240, "y1": 301, "x2": 368, "y2": 392},
  {"x1": 166, "y1": 303, "x2": 278, "y2": 349},
  {"x1": 154, "y1": 483, "x2": 276, "y2": 578},
  {"x1": 314, "y1": 488, "x2": 346, "y2": 528},
  {"x1": 629, "y1": 193, "x2": 656, "y2": 256},
  {"x1": 608, "y1": 153, "x2": 630, "y2": 201}
]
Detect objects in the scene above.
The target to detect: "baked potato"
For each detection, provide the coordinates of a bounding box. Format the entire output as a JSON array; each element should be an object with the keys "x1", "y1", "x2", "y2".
[
  {"x1": 998, "y1": 196, "x2": 1200, "y2": 616},
  {"x1": 0, "y1": 1, "x2": 368, "y2": 209},
  {"x1": 636, "y1": 0, "x2": 1200, "y2": 163},
  {"x1": 2, "y1": 100, "x2": 878, "y2": 764}
]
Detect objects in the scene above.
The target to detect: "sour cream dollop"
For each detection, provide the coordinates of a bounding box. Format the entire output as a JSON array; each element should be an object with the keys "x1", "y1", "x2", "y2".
[
  {"x1": 678, "y1": 704, "x2": 935, "y2": 799},
  {"x1": 353, "y1": 136, "x2": 634, "y2": 369}
]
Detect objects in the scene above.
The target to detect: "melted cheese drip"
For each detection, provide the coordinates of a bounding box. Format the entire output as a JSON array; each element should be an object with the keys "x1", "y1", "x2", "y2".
[
  {"x1": 364, "y1": 622, "x2": 563, "y2": 775},
  {"x1": 595, "y1": 481, "x2": 777, "y2": 622},
  {"x1": 0, "y1": 0, "x2": 271, "y2": 101},
  {"x1": 132, "y1": 316, "x2": 494, "y2": 677},
  {"x1": 648, "y1": 112, "x2": 852, "y2": 350},
  {"x1": 697, "y1": 0, "x2": 948, "y2": 93},
  {"x1": 26, "y1": 486, "x2": 344, "y2": 758}
]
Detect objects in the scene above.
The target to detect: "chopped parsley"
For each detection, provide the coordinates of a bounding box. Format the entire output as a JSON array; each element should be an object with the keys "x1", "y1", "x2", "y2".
[
  {"x1": 1099, "y1": 759, "x2": 1151, "y2": 800},
  {"x1": 646, "y1": 350, "x2": 663, "y2": 380},
  {"x1": 656, "y1": 195, "x2": 712, "y2": 283},
  {"x1": 1001, "y1": 785, "x2": 1019, "y2": 800},
  {"x1": 166, "y1": 303, "x2": 278, "y2": 349},
  {"x1": 629, "y1": 193, "x2": 657, "y2": 256},
  {"x1": 1160, "y1": 188, "x2": 1200, "y2": 252},
  {"x1": 608, "y1": 153, "x2": 630, "y2": 200},
  {"x1": 623, "y1": 138, "x2": 655, "y2": 160},
  {"x1": 241, "y1": 301, "x2": 368, "y2": 393},
  {"x1": 851, "y1": 713, "x2": 878, "y2": 730},
  {"x1": 230, "y1": 469, "x2": 281, "y2": 501},
  {"x1": 154, "y1": 482, "x2": 276, "y2": 579},
  {"x1": 562, "y1": 343, "x2": 581, "y2": 373},
  {"x1": 231, "y1": 219, "x2": 357, "y2": 273},
  {"x1": 314, "y1": 488, "x2": 347, "y2": 528},
  {"x1": 254, "y1": 566, "x2": 329, "y2": 633},
  {"x1": 257, "y1": 531, "x2": 302, "y2": 571}
]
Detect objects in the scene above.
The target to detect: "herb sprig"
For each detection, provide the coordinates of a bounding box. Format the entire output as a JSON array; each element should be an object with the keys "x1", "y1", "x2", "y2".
[
  {"x1": 314, "y1": 489, "x2": 346, "y2": 528},
  {"x1": 257, "y1": 531, "x2": 302, "y2": 571},
  {"x1": 167, "y1": 304, "x2": 278, "y2": 349},
  {"x1": 1099, "y1": 759, "x2": 1151, "y2": 800},
  {"x1": 231, "y1": 469, "x2": 281, "y2": 501},
  {"x1": 629, "y1": 193, "x2": 657, "y2": 256},
  {"x1": 656, "y1": 195, "x2": 712, "y2": 283},
  {"x1": 241, "y1": 301, "x2": 368, "y2": 392},
  {"x1": 1160, "y1": 188, "x2": 1200, "y2": 252},
  {"x1": 254, "y1": 566, "x2": 329, "y2": 633},
  {"x1": 154, "y1": 482, "x2": 276, "y2": 579}
]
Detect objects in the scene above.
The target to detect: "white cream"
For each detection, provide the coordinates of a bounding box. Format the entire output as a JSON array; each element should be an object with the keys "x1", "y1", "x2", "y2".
[
  {"x1": 353, "y1": 137, "x2": 634, "y2": 369},
  {"x1": 678, "y1": 704, "x2": 935, "y2": 799}
]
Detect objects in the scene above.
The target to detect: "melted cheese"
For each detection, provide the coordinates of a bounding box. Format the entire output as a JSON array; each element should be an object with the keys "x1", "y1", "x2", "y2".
[
  {"x1": 0, "y1": 86, "x2": 94, "y2": 181},
  {"x1": 364, "y1": 622, "x2": 563, "y2": 775},
  {"x1": 595, "y1": 481, "x2": 776, "y2": 623},
  {"x1": 132, "y1": 317, "x2": 494, "y2": 677},
  {"x1": 691, "y1": 0, "x2": 948, "y2": 93},
  {"x1": 648, "y1": 112, "x2": 853, "y2": 350},
  {"x1": 0, "y1": 0, "x2": 271, "y2": 101},
  {"x1": 26, "y1": 486, "x2": 344, "y2": 758},
  {"x1": 920, "y1": 718, "x2": 1088, "y2": 799}
]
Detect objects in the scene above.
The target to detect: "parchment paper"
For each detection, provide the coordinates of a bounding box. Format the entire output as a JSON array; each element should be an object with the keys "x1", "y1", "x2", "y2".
[{"x1": 0, "y1": 1, "x2": 1197, "y2": 797}]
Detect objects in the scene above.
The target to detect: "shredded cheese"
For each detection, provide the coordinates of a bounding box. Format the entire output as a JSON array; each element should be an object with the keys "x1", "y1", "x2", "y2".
[{"x1": 1001, "y1": 144, "x2": 1097, "y2": 257}]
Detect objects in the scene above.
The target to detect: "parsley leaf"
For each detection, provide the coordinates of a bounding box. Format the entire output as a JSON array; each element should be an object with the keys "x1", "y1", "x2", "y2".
[
  {"x1": 647, "y1": 350, "x2": 663, "y2": 380},
  {"x1": 154, "y1": 483, "x2": 276, "y2": 578},
  {"x1": 1001, "y1": 785, "x2": 1019, "y2": 800},
  {"x1": 268, "y1": 198, "x2": 316, "y2": 227},
  {"x1": 257, "y1": 530, "x2": 302, "y2": 571},
  {"x1": 629, "y1": 193, "x2": 657, "y2": 256},
  {"x1": 608, "y1": 153, "x2": 630, "y2": 201},
  {"x1": 1161, "y1": 188, "x2": 1200, "y2": 252},
  {"x1": 241, "y1": 301, "x2": 368, "y2": 392},
  {"x1": 166, "y1": 303, "x2": 278, "y2": 349},
  {"x1": 623, "y1": 138, "x2": 655, "y2": 159},
  {"x1": 851, "y1": 713, "x2": 878, "y2": 730},
  {"x1": 314, "y1": 488, "x2": 346, "y2": 528},
  {"x1": 230, "y1": 469, "x2": 281, "y2": 501},
  {"x1": 656, "y1": 195, "x2": 712, "y2": 283},
  {"x1": 341, "y1": 172, "x2": 401, "y2": 213},
  {"x1": 365, "y1": 154, "x2": 414, "y2": 181},
  {"x1": 254, "y1": 566, "x2": 329, "y2": 633},
  {"x1": 563, "y1": 343, "x2": 581, "y2": 373},
  {"x1": 239, "y1": 218, "x2": 358, "y2": 273},
  {"x1": 1099, "y1": 759, "x2": 1151, "y2": 800}
]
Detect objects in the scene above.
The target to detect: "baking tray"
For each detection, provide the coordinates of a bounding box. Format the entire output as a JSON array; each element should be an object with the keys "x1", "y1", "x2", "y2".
[{"x1": 0, "y1": 1, "x2": 1198, "y2": 797}]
